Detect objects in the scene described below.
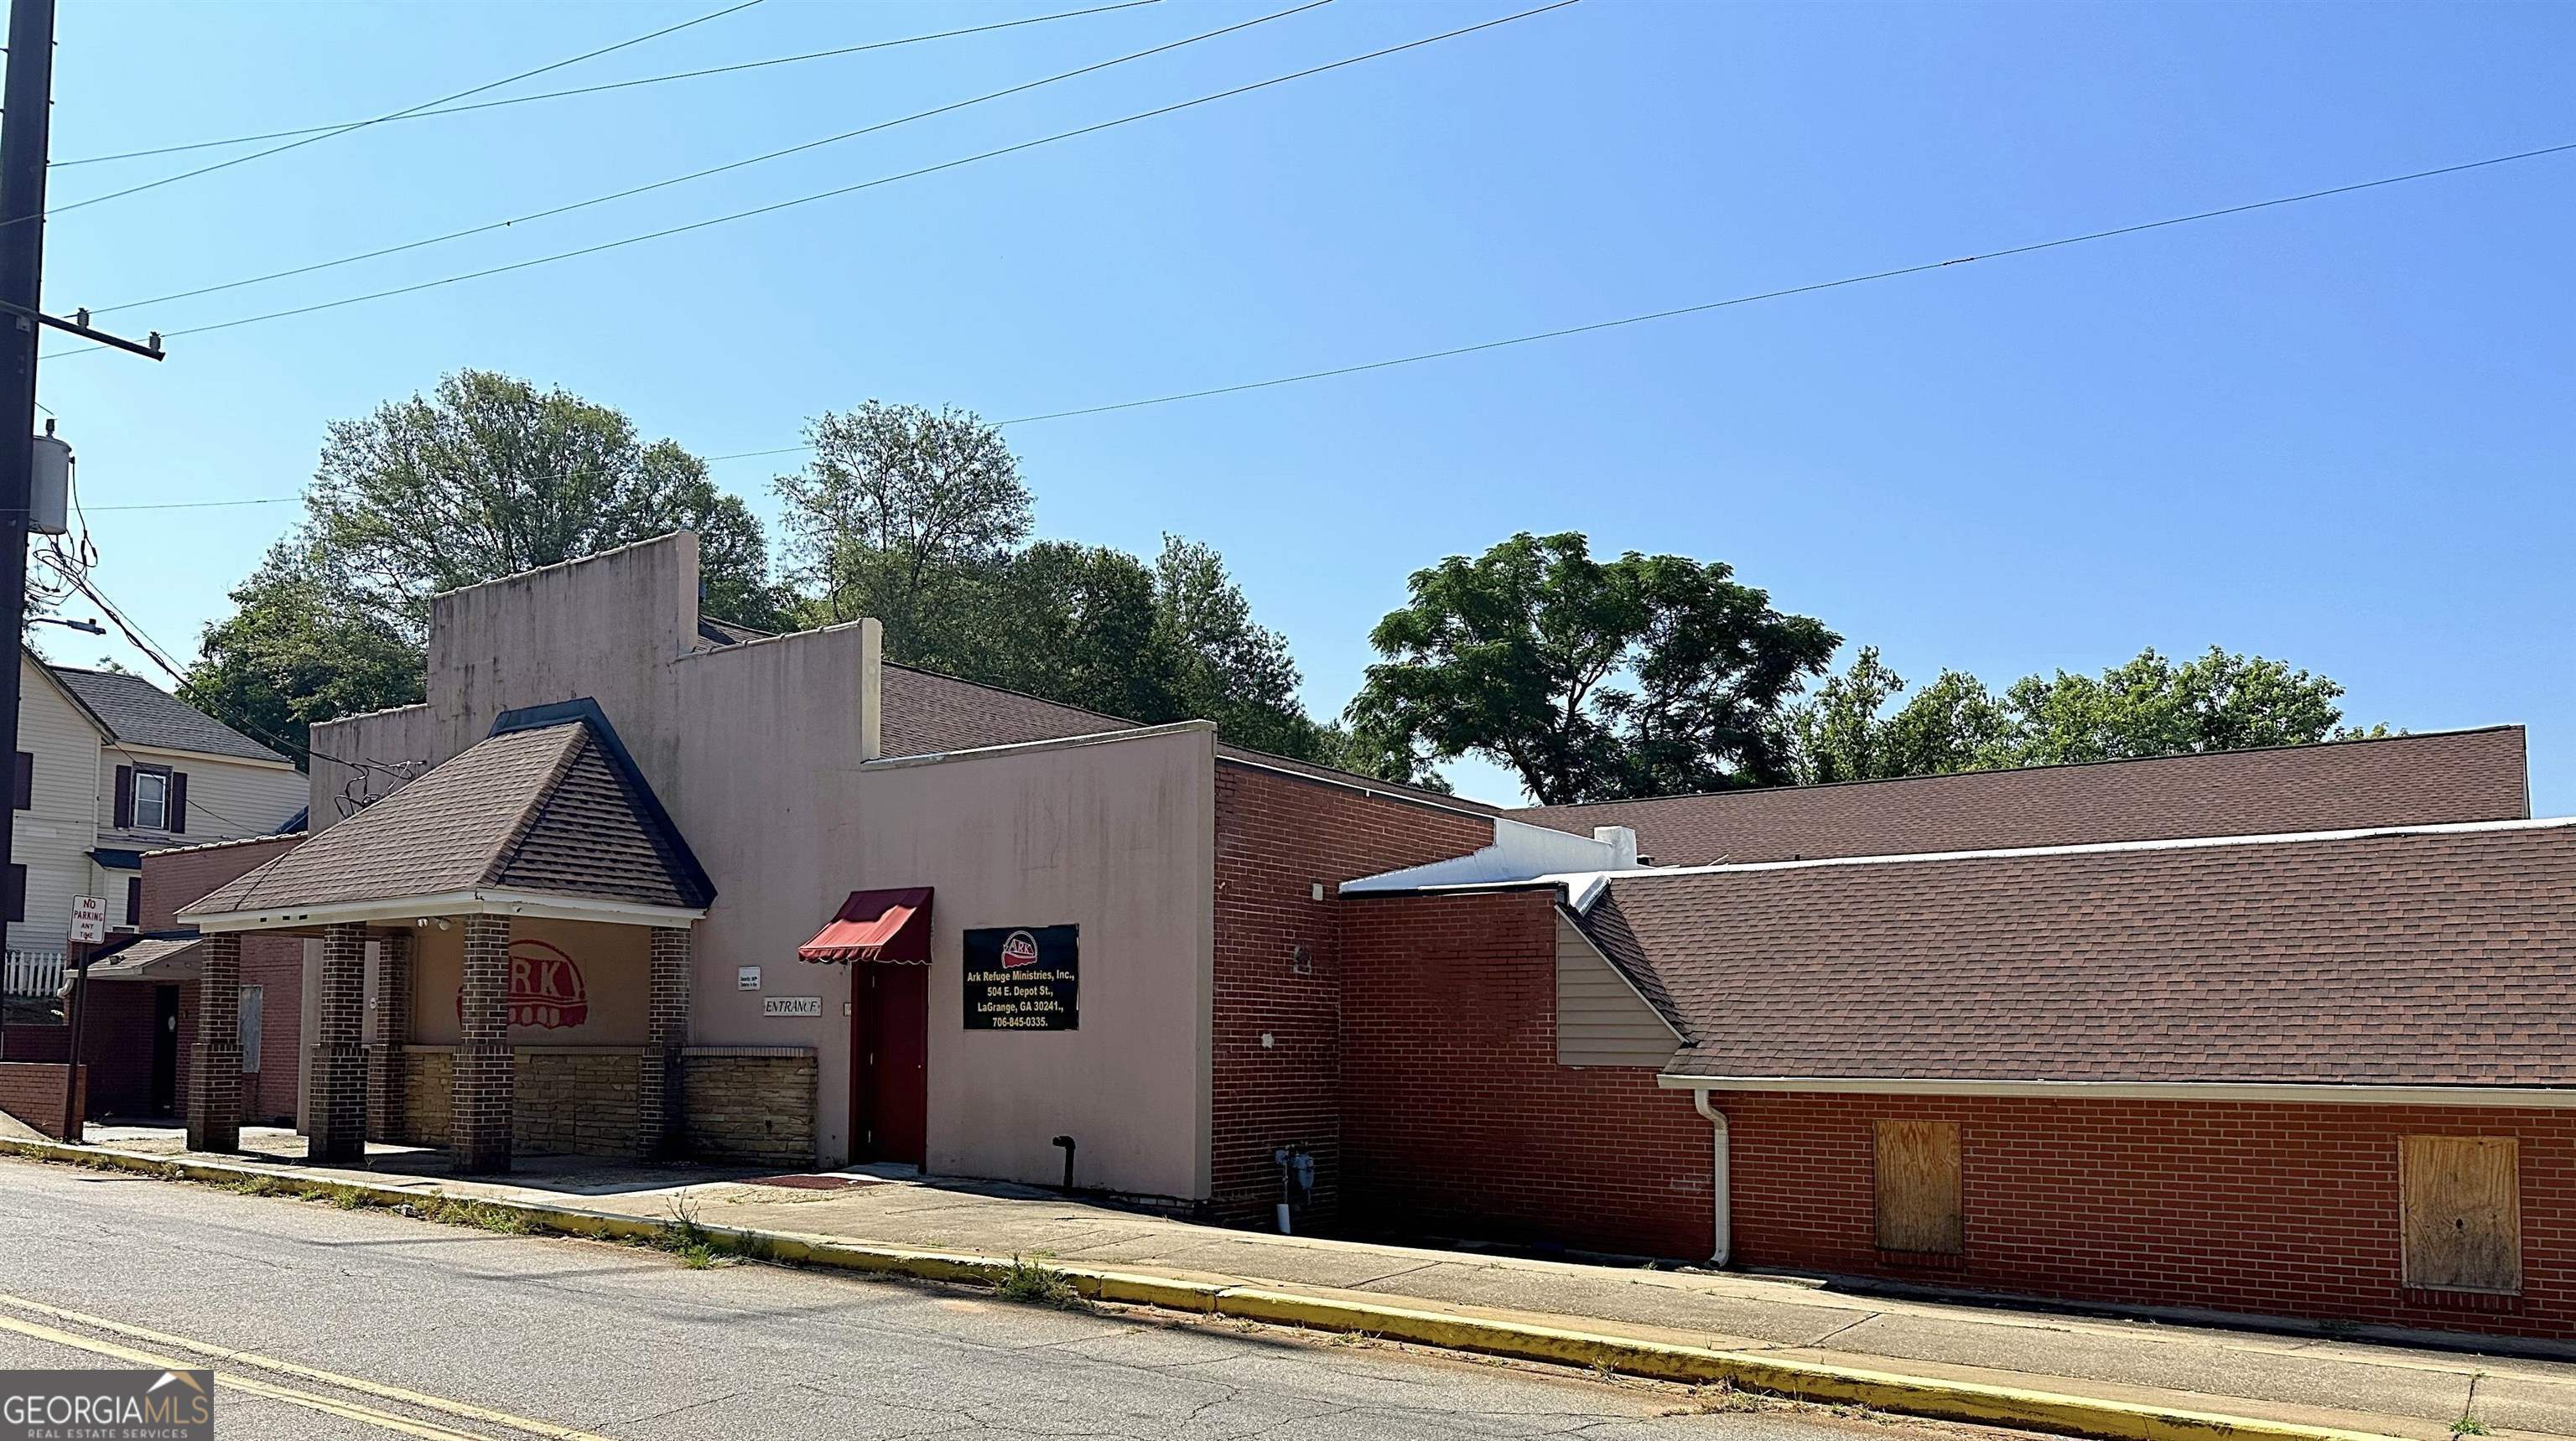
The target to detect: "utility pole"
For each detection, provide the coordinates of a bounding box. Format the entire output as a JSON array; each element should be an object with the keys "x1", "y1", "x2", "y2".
[
  {"x1": 0, "y1": 0, "x2": 160, "y2": 1118},
  {"x1": 0, "y1": 0, "x2": 58, "y2": 998}
]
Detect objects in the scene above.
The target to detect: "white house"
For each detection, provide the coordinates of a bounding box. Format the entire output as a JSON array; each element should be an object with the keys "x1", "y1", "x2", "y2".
[{"x1": 5, "y1": 656, "x2": 306, "y2": 1005}]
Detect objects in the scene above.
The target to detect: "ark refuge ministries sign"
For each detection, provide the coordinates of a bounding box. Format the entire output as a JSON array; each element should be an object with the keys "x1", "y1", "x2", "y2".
[{"x1": 963, "y1": 925, "x2": 1078, "y2": 1031}]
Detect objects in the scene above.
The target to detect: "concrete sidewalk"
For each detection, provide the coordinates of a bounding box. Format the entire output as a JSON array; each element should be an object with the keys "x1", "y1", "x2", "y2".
[{"x1": 27, "y1": 1127, "x2": 2576, "y2": 1441}]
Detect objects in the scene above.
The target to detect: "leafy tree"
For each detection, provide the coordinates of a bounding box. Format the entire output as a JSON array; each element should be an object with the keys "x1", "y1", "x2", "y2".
[
  {"x1": 313, "y1": 369, "x2": 787, "y2": 635},
  {"x1": 775, "y1": 401, "x2": 1031, "y2": 655},
  {"x1": 775, "y1": 403, "x2": 1344, "y2": 763},
  {"x1": 1348, "y1": 532, "x2": 1838, "y2": 805},
  {"x1": 184, "y1": 540, "x2": 426, "y2": 762},
  {"x1": 185, "y1": 370, "x2": 786, "y2": 764},
  {"x1": 2003, "y1": 645, "x2": 2381, "y2": 763},
  {"x1": 1790, "y1": 644, "x2": 2384, "y2": 783}
]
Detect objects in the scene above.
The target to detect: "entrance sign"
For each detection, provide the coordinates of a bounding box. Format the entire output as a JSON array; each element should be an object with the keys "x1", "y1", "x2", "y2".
[
  {"x1": 963, "y1": 925, "x2": 1078, "y2": 1031},
  {"x1": 764, "y1": 995, "x2": 823, "y2": 1018},
  {"x1": 69, "y1": 894, "x2": 108, "y2": 945}
]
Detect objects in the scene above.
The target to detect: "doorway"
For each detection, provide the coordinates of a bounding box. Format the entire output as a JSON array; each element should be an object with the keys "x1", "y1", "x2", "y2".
[
  {"x1": 148, "y1": 985, "x2": 179, "y2": 1115},
  {"x1": 849, "y1": 965, "x2": 927, "y2": 1167}
]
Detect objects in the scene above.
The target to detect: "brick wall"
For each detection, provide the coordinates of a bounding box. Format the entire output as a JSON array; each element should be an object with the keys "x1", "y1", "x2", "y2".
[
  {"x1": 681, "y1": 1049, "x2": 816, "y2": 1167},
  {"x1": 139, "y1": 836, "x2": 300, "y2": 930},
  {"x1": 1208, "y1": 762, "x2": 1492, "y2": 1223},
  {"x1": 1339, "y1": 888, "x2": 1714, "y2": 1260},
  {"x1": 1718, "y1": 1091, "x2": 2576, "y2": 1340},
  {"x1": 0, "y1": 1060, "x2": 86, "y2": 1138},
  {"x1": 399, "y1": 1046, "x2": 654, "y2": 1158}
]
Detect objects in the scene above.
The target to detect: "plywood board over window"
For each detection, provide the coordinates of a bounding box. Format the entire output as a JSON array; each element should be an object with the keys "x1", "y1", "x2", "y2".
[
  {"x1": 1875, "y1": 1119, "x2": 1963, "y2": 1254},
  {"x1": 2402, "y1": 1135, "x2": 2521, "y2": 1294}
]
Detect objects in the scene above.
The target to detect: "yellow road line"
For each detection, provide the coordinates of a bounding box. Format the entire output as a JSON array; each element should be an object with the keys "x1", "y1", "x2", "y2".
[
  {"x1": 0, "y1": 1293, "x2": 620, "y2": 1441},
  {"x1": 0, "y1": 1309, "x2": 498, "y2": 1439}
]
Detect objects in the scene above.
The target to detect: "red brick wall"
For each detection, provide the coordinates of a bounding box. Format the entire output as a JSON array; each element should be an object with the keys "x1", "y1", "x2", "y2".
[
  {"x1": 141, "y1": 835, "x2": 300, "y2": 930},
  {"x1": 1719, "y1": 1091, "x2": 2576, "y2": 1340},
  {"x1": 1208, "y1": 763, "x2": 1491, "y2": 1223},
  {"x1": 1339, "y1": 889, "x2": 1715, "y2": 1260},
  {"x1": 0, "y1": 1060, "x2": 86, "y2": 1138}
]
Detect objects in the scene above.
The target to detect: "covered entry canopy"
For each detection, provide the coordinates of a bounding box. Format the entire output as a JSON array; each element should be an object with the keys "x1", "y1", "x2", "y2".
[{"x1": 801, "y1": 888, "x2": 932, "y2": 963}]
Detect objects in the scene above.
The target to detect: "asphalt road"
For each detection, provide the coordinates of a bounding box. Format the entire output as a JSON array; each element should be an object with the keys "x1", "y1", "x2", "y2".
[{"x1": 0, "y1": 1157, "x2": 1995, "y2": 1441}]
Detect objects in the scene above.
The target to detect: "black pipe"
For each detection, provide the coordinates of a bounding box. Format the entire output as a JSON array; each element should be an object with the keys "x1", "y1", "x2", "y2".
[{"x1": 1052, "y1": 1134, "x2": 1076, "y2": 1191}]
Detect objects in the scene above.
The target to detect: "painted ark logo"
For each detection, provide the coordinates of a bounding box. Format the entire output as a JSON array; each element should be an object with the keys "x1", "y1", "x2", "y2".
[{"x1": 453, "y1": 939, "x2": 589, "y2": 1029}]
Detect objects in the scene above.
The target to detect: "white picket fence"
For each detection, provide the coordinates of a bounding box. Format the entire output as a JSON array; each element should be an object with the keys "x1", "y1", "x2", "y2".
[{"x1": 3, "y1": 949, "x2": 65, "y2": 998}]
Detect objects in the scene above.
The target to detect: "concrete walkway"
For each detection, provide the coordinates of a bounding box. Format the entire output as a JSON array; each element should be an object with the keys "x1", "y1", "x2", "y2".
[{"x1": 45, "y1": 1127, "x2": 2576, "y2": 1441}]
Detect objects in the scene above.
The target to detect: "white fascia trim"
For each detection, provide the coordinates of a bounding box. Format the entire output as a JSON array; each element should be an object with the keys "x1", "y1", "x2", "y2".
[
  {"x1": 1654, "y1": 1074, "x2": 2576, "y2": 1108},
  {"x1": 1607, "y1": 813, "x2": 2576, "y2": 883},
  {"x1": 186, "y1": 889, "x2": 706, "y2": 933}
]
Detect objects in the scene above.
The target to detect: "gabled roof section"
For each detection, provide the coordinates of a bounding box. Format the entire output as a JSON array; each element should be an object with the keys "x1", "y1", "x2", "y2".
[
  {"x1": 180, "y1": 700, "x2": 709, "y2": 925},
  {"x1": 47, "y1": 664, "x2": 291, "y2": 765},
  {"x1": 1513, "y1": 726, "x2": 2529, "y2": 865},
  {"x1": 1599, "y1": 816, "x2": 2576, "y2": 1091}
]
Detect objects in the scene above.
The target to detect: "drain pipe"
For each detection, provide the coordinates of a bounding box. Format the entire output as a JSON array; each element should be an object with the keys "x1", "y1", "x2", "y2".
[{"x1": 1690, "y1": 1090, "x2": 1732, "y2": 1267}]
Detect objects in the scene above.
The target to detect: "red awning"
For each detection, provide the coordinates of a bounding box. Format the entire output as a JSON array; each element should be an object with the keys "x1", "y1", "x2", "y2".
[{"x1": 799, "y1": 887, "x2": 933, "y2": 964}]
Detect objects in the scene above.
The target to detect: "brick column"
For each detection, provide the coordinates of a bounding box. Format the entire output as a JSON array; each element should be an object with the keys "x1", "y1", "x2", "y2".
[
  {"x1": 308, "y1": 923, "x2": 369, "y2": 1163},
  {"x1": 453, "y1": 915, "x2": 514, "y2": 1174},
  {"x1": 184, "y1": 933, "x2": 242, "y2": 1153},
  {"x1": 366, "y1": 930, "x2": 413, "y2": 1143},
  {"x1": 641, "y1": 926, "x2": 691, "y2": 1158}
]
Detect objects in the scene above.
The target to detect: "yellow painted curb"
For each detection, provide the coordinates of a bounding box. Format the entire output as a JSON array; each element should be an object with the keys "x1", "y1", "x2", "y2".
[{"x1": 0, "y1": 1141, "x2": 2408, "y2": 1441}]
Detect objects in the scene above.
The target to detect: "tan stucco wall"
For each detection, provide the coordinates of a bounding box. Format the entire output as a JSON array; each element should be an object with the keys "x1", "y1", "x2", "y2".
[
  {"x1": 405, "y1": 918, "x2": 650, "y2": 1047},
  {"x1": 301, "y1": 534, "x2": 1215, "y2": 1200},
  {"x1": 837, "y1": 726, "x2": 1215, "y2": 1198}
]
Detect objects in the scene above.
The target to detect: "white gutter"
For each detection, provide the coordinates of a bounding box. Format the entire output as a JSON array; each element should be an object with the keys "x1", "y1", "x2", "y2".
[
  {"x1": 184, "y1": 888, "x2": 709, "y2": 933},
  {"x1": 1690, "y1": 1090, "x2": 1731, "y2": 1267},
  {"x1": 1654, "y1": 1074, "x2": 2576, "y2": 1109}
]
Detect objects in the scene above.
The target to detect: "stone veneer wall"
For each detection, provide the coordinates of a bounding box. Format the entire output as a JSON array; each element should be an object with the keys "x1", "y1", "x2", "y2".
[
  {"x1": 680, "y1": 1047, "x2": 816, "y2": 1167},
  {"x1": 401, "y1": 1046, "x2": 654, "y2": 1158}
]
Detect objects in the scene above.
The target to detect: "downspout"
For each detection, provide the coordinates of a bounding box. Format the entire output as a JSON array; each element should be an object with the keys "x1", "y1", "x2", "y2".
[{"x1": 1690, "y1": 1088, "x2": 1732, "y2": 1267}]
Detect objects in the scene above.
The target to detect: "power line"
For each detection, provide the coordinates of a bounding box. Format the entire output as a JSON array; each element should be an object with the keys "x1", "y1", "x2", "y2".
[
  {"x1": 683, "y1": 135, "x2": 2576, "y2": 448},
  {"x1": 50, "y1": 0, "x2": 1160, "y2": 169},
  {"x1": 84, "y1": 495, "x2": 296, "y2": 512},
  {"x1": 90, "y1": 0, "x2": 1330, "y2": 317},
  {"x1": 48, "y1": 1, "x2": 1574, "y2": 355},
  {"x1": 37, "y1": 0, "x2": 766, "y2": 223}
]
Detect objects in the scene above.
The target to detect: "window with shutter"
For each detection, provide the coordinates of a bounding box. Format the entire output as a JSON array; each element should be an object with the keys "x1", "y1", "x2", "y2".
[
  {"x1": 131, "y1": 767, "x2": 170, "y2": 832},
  {"x1": 169, "y1": 771, "x2": 188, "y2": 834},
  {"x1": 112, "y1": 765, "x2": 132, "y2": 829},
  {"x1": 2402, "y1": 1136, "x2": 2521, "y2": 1293}
]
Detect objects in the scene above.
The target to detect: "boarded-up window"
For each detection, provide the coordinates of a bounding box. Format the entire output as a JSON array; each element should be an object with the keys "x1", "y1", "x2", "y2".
[
  {"x1": 1875, "y1": 1120, "x2": 1963, "y2": 1254},
  {"x1": 239, "y1": 985, "x2": 264, "y2": 1076},
  {"x1": 2401, "y1": 1136, "x2": 2521, "y2": 1294}
]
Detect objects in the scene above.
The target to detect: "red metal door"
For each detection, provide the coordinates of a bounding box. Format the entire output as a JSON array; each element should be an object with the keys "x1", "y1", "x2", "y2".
[{"x1": 851, "y1": 966, "x2": 928, "y2": 1167}]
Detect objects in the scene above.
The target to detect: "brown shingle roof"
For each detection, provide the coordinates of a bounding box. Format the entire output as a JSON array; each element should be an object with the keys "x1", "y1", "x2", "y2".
[
  {"x1": 1579, "y1": 818, "x2": 2576, "y2": 1088},
  {"x1": 181, "y1": 712, "x2": 709, "y2": 920},
  {"x1": 1517, "y1": 728, "x2": 2528, "y2": 865}
]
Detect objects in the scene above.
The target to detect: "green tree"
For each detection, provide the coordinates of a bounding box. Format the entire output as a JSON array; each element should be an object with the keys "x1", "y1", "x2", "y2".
[
  {"x1": 1348, "y1": 532, "x2": 1838, "y2": 804},
  {"x1": 312, "y1": 369, "x2": 787, "y2": 635},
  {"x1": 775, "y1": 401, "x2": 1031, "y2": 656},
  {"x1": 184, "y1": 540, "x2": 426, "y2": 762},
  {"x1": 2003, "y1": 645, "x2": 2381, "y2": 763},
  {"x1": 185, "y1": 370, "x2": 785, "y2": 764},
  {"x1": 1789, "y1": 643, "x2": 2383, "y2": 783},
  {"x1": 775, "y1": 403, "x2": 1343, "y2": 762}
]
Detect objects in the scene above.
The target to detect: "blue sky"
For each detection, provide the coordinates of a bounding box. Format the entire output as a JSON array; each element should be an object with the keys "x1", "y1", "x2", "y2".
[{"x1": 30, "y1": 0, "x2": 2574, "y2": 811}]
